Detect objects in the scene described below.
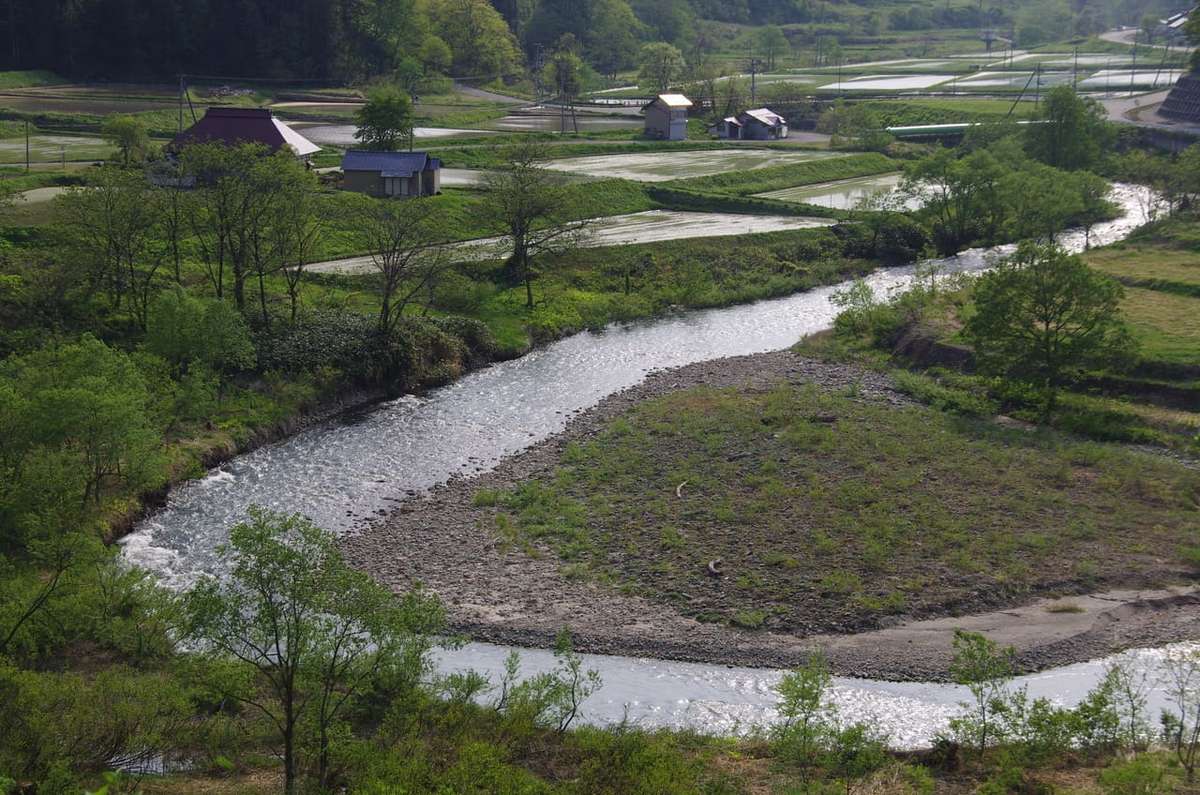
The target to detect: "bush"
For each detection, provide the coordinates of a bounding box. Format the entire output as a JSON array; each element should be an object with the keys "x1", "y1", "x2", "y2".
[
  {"x1": 253, "y1": 309, "x2": 376, "y2": 375},
  {"x1": 892, "y1": 371, "x2": 998, "y2": 417},
  {"x1": 1098, "y1": 756, "x2": 1171, "y2": 794}
]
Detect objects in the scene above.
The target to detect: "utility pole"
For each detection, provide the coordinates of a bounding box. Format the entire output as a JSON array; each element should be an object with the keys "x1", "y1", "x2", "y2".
[
  {"x1": 24, "y1": 119, "x2": 29, "y2": 172},
  {"x1": 178, "y1": 74, "x2": 185, "y2": 134},
  {"x1": 1072, "y1": 47, "x2": 1078, "y2": 90},
  {"x1": 1034, "y1": 62, "x2": 1041, "y2": 107},
  {"x1": 1130, "y1": 37, "x2": 1137, "y2": 98},
  {"x1": 748, "y1": 46, "x2": 763, "y2": 107}
]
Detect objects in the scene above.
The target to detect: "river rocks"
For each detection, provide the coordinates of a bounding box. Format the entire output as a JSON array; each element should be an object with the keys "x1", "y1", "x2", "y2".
[{"x1": 338, "y1": 349, "x2": 1200, "y2": 682}]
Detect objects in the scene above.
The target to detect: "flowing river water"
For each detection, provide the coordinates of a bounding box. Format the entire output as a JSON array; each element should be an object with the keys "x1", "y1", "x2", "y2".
[{"x1": 121, "y1": 184, "x2": 1181, "y2": 748}]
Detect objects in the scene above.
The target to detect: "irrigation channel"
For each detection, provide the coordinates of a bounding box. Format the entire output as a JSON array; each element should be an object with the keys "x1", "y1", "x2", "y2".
[{"x1": 122, "y1": 184, "x2": 1181, "y2": 748}]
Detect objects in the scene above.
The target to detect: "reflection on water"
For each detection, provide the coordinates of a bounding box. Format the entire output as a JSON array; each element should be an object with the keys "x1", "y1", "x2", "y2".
[
  {"x1": 120, "y1": 184, "x2": 1162, "y2": 742},
  {"x1": 437, "y1": 640, "x2": 1197, "y2": 749}
]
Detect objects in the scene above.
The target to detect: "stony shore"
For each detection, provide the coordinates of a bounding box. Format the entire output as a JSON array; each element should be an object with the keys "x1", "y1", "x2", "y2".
[{"x1": 341, "y1": 349, "x2": 1200, "y2": 682}]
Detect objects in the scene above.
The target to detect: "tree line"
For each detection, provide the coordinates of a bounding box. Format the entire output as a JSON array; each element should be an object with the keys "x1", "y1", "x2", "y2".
[
  {"x1": 8, "y1": 0, "x2": 1173, "y2": 85},
  {"x1": 2, "y1": 0, "x2": 524, "y2": 82}
]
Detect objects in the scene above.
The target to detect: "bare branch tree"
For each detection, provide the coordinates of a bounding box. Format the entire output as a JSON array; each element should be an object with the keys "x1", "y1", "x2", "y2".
[
  {"x1": 480, "y1": 140, "x2": 593, "y2": 308},
  {"x1": 358, "y1": 199, "x2": 451, "y2": 335}
]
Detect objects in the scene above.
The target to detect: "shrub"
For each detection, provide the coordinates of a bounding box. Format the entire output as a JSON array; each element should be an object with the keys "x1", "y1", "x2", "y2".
[
  {"x1": 1098, "y1": 756, "x2": 1171, "y2": 794},
  {"x1": 892, "y1": 371, "x2": 998, "y2": 417}
]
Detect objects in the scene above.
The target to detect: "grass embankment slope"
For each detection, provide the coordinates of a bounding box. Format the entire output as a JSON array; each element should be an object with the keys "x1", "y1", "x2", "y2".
[
  {"x1": 892, "y1": 219, "x2": 1200, "y2": 447},
  {"x1": 1086, "y1": 225, "x2": 1200, "y2": 371},
  {"x1": 478, "y1": 378, "x2": 1200, "y2": 633}
]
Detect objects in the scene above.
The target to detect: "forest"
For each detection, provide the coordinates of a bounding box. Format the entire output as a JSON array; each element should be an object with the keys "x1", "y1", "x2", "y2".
[{"x1": 0, "y1": 0, "x2": 1183, "y2": 82}]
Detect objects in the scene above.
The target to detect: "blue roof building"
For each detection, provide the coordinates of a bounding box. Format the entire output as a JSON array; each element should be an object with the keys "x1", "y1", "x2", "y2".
[{"x1": 341, "y1": 150, "x2": 442, "y2": 198}]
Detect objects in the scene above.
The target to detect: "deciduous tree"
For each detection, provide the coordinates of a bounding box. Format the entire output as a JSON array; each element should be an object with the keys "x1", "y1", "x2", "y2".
[
  {"x1": 101, "y1": 114, "x2": 150, "y2": 166},
  {"x1": 638, "y1": 41, "x2": 687, "y2": 92},
  {"x1": 185, "y1": 508, "x2": 443, "y2": 795},
  {"x1": 354, "y1": 87, "x2": 415, "y2": 152},
  {"x1": 480, "y1": 140, "x2": 593, "y2": 308},
  {"x1": 965, "y1": 242, "x2": 1136, "y2": 410},
  {"x1": 358, "y1": 199, "x2": 450, "y2": 334},
  {"x1": 1025, "y1": 86, "x2": 1110, "y2": 171}
]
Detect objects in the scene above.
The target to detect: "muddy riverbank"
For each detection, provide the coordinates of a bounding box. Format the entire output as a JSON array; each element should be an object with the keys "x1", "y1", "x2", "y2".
[{"x1": 342, "y1": 349, "x2": 1200, "y2": 681}]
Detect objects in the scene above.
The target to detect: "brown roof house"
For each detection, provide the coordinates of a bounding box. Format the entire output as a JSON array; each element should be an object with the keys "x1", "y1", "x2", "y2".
[
  {"x1": 340, "y1": 151, "x2": 442, "y2": 198},
  {"x1": 643, "y1": 94, "x2": 692, "y2": 141},
  {"x1": 712, "y1": 108, "x2": 788, "y2": 140},
  {"x1": 170, "y1": 107, "x2": 321, "y2": 159}
]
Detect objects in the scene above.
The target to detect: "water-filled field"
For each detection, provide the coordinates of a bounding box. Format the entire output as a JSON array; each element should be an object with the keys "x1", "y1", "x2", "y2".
[
  {"x1": 488, "y1": 115, "x2": 641, "y2": 132},
  {"x1": 299, "y1": 124, "x2": 489, "y2": 146},
  {"x1": 756, "y1": 172, "x2": 914, "y2": 210},
  {"x1": 308, "y1": 211, "x2": 836, "y2": 275},
  {"x1": 0, "y1": 134, "x2": 111, "y2": 164},
  {"x1": 544, "y1": 149, "x2": 843, "y2": 182}
]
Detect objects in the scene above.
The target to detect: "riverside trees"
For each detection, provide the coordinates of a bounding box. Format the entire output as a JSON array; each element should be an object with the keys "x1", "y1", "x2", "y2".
[
  {"x1": 185, "y1": 508, "x2": 444, "y2": 794},
  {"x1": 965, "y1": 242, "x2": 1135, "y2": 411},
  {"x1": 481, "y1": 140, "x2": 592, "y2": 308}
]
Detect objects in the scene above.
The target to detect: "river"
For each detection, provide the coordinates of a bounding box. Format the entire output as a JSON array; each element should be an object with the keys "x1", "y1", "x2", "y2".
[{"x1": 121, "y1": 184, "x2": 1171, "y2": 748}]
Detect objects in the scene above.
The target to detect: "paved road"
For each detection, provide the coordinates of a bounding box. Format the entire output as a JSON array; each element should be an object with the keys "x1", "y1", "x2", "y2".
[
  {"x1": 1099, "y1": 27, "x2": 1184, "y2": 49},
  {"x1": 1102, "y1": 89, "x2": 1172, "y2": 124},
  {"x1": 453, "y1": 83, "x2": 527, "y2": 106}
]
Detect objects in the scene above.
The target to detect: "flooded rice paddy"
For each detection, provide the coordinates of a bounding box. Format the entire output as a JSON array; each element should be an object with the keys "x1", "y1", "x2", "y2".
[
  {"x1": 299, "y1": 124, "x2": 490, "y2": 146},
  {"x1": 756, "y1": 172, "x2": 914, "y2": 210},
  {"x1": 543, "y1": 149, "x2": 843, "y2": 182},
  {"x1": 307, "y1": 211, "x2": 835, "y2": 275}
]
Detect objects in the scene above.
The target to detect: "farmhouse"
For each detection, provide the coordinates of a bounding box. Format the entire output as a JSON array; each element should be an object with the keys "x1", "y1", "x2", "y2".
[
  {"x1": 644, "y1": 94, "x2": 692, "y2": 141},
  {"x1": 340, "y1": 151, "x2": 442, "y2": 198},
  {"x1": 169, "y1": 107, "x2": 320, "y2": 159},
  {"x1": 713, "y1": 108, "x2": 788, "y2": 140}
]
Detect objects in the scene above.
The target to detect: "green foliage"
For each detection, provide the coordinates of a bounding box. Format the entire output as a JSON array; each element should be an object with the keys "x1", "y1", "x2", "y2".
[
  {"x1": 638, "y1": 42, "x2": 687, "y2": 91},
  {"x1": 0, "y1": 661, "x2": 195, "y2": 786},
  {"x1": 1099, "y1": 756, "x2": 1171, "y2": 794},
  {"x1": 185, "y1": 507, "x2": 445, "y2": 793},
  {"x1": 354, "y1": 87, "x2": 415, "y2": 151},
  {"x1": 774, "y1": 653, "x2": 835, "y2": 776},
  {"x1": 146, "y1": 288, "x2": 256, "y2": 379},
  {"x1": 948, "y1": 630, "x2": 1015, "y2": 753},
  {"x1": 817, "y1": 102, "x2": 894, "y2": 152},
  {"x1": 99, "y1": 115, "x2": 150, "y2": 166},
  {"x1": 892, "y1": 370, "x2": 999, "y2": 417},
  {"x1": 966, "y1": 242, "x2": 1137, "y2": 407},
  {"x1": 1026, "y1": 86, "x2": 1112, "y2": 172},
  {"x1": 0, "y1": 336, "x2": 164, "y2": 531}
]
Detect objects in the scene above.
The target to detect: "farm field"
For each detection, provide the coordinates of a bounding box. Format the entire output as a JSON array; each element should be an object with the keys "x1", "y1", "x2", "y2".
[
  {"x1": 488, "y1": 114, "x2": 643, "y2": 132},
  {"x1": 543, "y1": 149, "x2": 843, "y2": 182},
  {"x1": 1086, "y1": 246, "x2": 1200, "y2": 288},
  {"x1": 0, "y1": 133, "x2": 111, "y2": 164},
  {"x1": 299, "y1": 124, "x2": 495, "y2": 146},
  {"x1": 308, "y1": 210, "x2": 836, "y2": 274},
  {"x1": 756, "y1": 172, "x2": 911, "y2": 209}
]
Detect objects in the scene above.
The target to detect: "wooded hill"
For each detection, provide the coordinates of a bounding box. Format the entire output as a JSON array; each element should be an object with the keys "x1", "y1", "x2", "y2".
[{"x1": 0, "y1": 0, "x2": 1179, "y2": 82}]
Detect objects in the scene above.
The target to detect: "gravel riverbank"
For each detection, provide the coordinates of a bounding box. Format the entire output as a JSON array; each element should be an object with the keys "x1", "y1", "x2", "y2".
[{"x1": 341, "y1": 349, "x2": 1200, "y2": 681}]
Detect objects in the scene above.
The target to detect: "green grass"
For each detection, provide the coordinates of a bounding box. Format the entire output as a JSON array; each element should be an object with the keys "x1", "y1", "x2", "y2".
[
  {"x1": 1086, "y1": 243, "x2": 1200, "y2": 297},
  {"x1": 857, "y1": 99, "x2": 1037, "y2": 127},
  {"x1": 1122, "y1": 287, "x2": 1200, "y2": 366},
  {"x1": 479, "y1": 381, "x2": 1200, "y2": 632},
  {"x1": 663, "y1": 152, "x2": 896, "y2": 196},
  {"x1": 0, "y1": 133, "x2": 113, "y2": 165},
  {"x1": 0, "y1": 70, "x2": 67, "y2": 89}
]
